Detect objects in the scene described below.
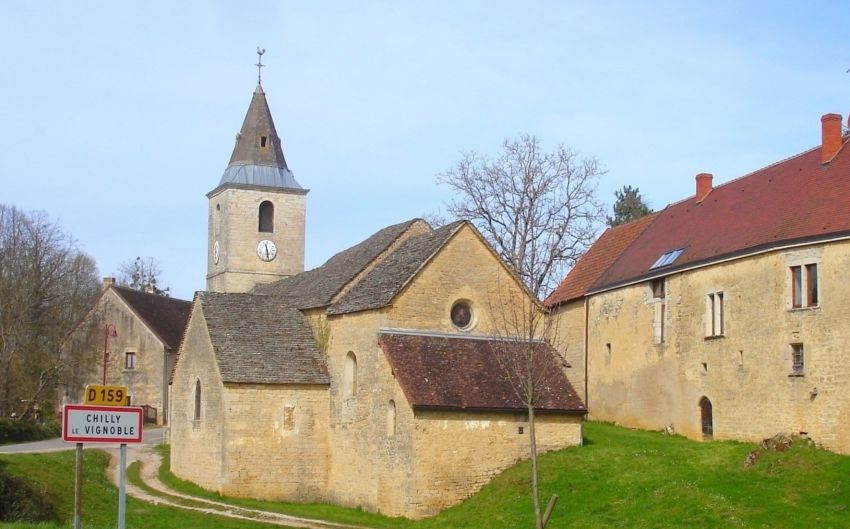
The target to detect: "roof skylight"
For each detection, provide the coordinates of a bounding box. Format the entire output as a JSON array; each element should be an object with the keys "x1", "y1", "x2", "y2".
[{"x1": 650, "y1": 248, "x2": 685, "y2": 269}]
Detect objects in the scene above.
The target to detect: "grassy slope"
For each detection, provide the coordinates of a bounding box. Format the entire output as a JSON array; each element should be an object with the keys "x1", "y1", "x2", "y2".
[
  {"x1": 0, "y1": 450, "x2": 281, "y2": 529},
  {"x1": 3, "y1": 422, "x2": 850, "y2": 529}
]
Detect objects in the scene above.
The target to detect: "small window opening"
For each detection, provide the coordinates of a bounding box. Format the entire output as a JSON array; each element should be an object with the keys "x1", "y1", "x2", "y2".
[
  {"x1": 605, "y1": 343, "x2": 612, "y2": 357},
  {"x1": 791, "y1": 264, "x2": 818, "y2": 308},
  {"x1": 387, "y1": 400, "x2": 396, "y2": 437},
  {"x1": 193, "y1": 379, "x2": 202, "y2": 421},
  {"x1": 790, "y1": 343, "x2": 805, "y2": 376},
  {"x1": 650, "y1": 279, "x2": 666, "y2": 299},
  {"x1": 124, "y1": 351, "x2": 136, "y2": 370},
  {"x1": 260, "y1": 135, "x2": 268, "y2": 148},
  {"x1": 344, "y1": 352, "x2": 357, "y2": 397},
  {"x1": 258, "y1": 201, "x2": 274, "y2": 233},
  {"x1": 450, "y1": 301, "x2": 473, "y2": 329},
  {"x1": 518, "y1": 426, "x2": 525, "y2": 434},
  {"x1": 283, "y1": 405, "x2": 295, "y2": 431}
]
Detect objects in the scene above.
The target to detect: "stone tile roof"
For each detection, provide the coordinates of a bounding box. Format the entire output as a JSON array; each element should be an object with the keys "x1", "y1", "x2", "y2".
[
  {"x1": 327, "y1": 221, "x2": 465, "y2": 315},
  {"x1": 198, "y1": 291, "x2": 329, "y2": 385},
  {"x1": 112, "y1": 286, "x2": 191, "y2": 350},
  {"x1": 253, "y1": 219, "x2": 427, "y2": 309},
  {"x1": 596, "y1": 140, "x2": 850, "y2": 290},
  {"x1": 379, "y1": 332, "x2": 586, "y2": 413},
  {"x1": 545, "y1": 213, "x2": 657, "y2": 307}
]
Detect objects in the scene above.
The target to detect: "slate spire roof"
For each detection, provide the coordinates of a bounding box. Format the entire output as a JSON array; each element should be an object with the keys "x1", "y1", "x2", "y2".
[{"x1": 217, "y1": 84, "x2": 303, "y2": 191}]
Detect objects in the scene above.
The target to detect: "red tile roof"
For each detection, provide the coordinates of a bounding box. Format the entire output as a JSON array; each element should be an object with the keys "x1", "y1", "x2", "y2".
[
  {"x1": 379, "y1": 332, "x2": 586, "y2": 413},
  {"x1": 545, "y1": 213, "x2": 657, "y2": 307},
  {"x1": 595, "y1": 139, "x2": 850, "y2": 289}
]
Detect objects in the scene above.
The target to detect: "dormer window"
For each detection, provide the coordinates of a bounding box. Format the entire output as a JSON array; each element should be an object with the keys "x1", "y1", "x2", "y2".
[{"x1": 651, "y1": 248, "x2": 685, "y2": 269}]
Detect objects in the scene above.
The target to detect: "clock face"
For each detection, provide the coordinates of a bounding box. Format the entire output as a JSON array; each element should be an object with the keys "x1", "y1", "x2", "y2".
[
  {"x1": 213, "y1": 241, "x2": 220, "y2": 264},
  {"x1": 257, "y1": 239, "x2": 278, "y2": 262}
]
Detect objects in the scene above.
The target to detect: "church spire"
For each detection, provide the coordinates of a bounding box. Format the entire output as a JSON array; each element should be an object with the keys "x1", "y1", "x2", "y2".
[{"x1": 217, "y1": 50, "x2": 302, "y2": 190}]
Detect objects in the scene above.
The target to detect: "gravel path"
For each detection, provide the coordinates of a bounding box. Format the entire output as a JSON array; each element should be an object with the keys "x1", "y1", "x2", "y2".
[{"x1": 106, "y1": 445, "x2": 370, "y2": 529}]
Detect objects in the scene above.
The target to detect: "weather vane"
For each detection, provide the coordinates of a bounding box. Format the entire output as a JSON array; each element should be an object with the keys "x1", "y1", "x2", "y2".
[{"x1": 256, "y1": 46, "x2": 266, "y2": 85}]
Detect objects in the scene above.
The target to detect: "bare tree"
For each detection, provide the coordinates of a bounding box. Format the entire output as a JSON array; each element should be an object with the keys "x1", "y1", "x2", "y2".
[
  {"x1": 0, "y1": 205, "x2": 100, "y2": 418},
  {"x1": 438, "y1": 134, "x2": 605, "y2": 299},
  {"x1": 116, "y1": 256, "x2": 170, "y2": 296},
  {"x1": 438, "y1": 135, "x2": 603, "y2": 529}
]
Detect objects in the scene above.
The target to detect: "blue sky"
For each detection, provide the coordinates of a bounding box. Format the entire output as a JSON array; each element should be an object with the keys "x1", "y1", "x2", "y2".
[{"x1": 2, "y1": 2, "x2": 848, "y2": 299}]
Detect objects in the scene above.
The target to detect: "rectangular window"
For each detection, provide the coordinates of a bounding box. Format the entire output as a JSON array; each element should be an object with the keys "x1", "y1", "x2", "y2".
[
  {"x1": 706, "y1": 292, "x2": 724, "y2": 337},
  {"x1": 790, "y1": 343, "x2": 804, "y2": 376},
  {"x1": 791, "y1": 264, "x2": 818, "y2": 309},
  {"x1": 124, "y1": 351, "x2": 136, "y2": 370},
  {"x1": 651, "y1": 278, "x2": 666, "y2": 299},
  {"x1": 282, "y1": 405, "x2": 295, "y2": 431}
]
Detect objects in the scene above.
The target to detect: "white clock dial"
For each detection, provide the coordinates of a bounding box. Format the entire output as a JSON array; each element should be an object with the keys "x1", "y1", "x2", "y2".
[
  {"x1": 257, "y1": 239, "x2": 278, "y2": 261},
  {"x1": 213, "y1": 241, "x2": 220, "y2": 264}
]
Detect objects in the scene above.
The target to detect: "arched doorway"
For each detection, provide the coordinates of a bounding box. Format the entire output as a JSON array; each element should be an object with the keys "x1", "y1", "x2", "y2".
[{"x1": 699, "y1": 397, "x2": 713, "y2": 438}]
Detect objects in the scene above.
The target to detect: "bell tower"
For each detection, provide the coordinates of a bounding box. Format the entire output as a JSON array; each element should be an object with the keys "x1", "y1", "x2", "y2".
[{"x1": 206, "y1": 52, "x2": 307, "y2": 293}]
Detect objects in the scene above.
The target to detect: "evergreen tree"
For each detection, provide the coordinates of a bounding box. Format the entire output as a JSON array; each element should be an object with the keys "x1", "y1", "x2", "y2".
[{"x1": 607, "y1": 185, "x2": 652, "y2": 227}]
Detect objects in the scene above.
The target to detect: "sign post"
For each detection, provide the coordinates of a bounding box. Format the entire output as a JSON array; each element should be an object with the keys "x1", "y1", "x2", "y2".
[{"x1": 63, "y1": 404, "x2": 142, "y2": 529}]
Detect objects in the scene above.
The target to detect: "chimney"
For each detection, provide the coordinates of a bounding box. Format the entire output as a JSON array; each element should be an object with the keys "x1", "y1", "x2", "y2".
[
  {"x1": 102, "y1": 277, "x2": 116, "y2": 290},
  {"x1": 695, "y1": 173, "x2": 713, "y2": 203},
  {"x1": 821, "y1": 113, "x2": 843, "y2": 164}
]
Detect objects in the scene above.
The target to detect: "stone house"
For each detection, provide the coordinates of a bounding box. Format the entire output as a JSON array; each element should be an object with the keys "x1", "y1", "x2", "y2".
[
  {"x1": 60, "y1": 280, "x2": 191, "y2": 425},
  {"x1": 169, "y1": 81, "x2": 586, "y2": 519},
  {"x1": 547, "y1": 112, "x2": 850, "y2": 454}
]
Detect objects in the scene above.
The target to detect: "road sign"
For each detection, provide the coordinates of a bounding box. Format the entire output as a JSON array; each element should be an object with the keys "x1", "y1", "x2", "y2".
[
  {"x1": 62, "y1": 404, "x2": 143, "y2": 443},
  {"x1": 84, "y1": 384, "x2": 129, "y2": 406}
]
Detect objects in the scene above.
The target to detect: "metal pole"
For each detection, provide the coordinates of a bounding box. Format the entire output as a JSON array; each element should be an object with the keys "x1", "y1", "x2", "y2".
[
  {"x1": 74, "y1": 443, "x2": 83, "y2": 529},
  {"x1": 118, "y1": 443, "x2": 127, "y2": 529}
]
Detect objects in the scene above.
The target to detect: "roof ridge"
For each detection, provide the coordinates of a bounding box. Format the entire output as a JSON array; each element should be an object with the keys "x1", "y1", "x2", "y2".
[{"x1": 663, "y1": 144, "x2": 821, "y2": 209}]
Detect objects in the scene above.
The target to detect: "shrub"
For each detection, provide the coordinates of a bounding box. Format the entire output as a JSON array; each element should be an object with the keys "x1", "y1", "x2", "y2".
[
  {"x1": 0, "y1": 462, "x2": 57, "y2": 523},
  {"x1": 0, "y1": 419, "x2": 61, "y2": 445}
]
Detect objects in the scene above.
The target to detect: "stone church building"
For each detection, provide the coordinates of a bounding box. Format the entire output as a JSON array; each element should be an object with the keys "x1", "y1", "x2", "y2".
[
  {"x1": 169, "y1": 81, "x2": 586, "y2": 518},
  {"x1": 547, "y1": 111, "x2": 850, "y2": 455}
]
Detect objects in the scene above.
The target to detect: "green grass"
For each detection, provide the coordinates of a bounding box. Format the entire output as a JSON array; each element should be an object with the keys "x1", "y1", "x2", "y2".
[
  {"x1": 0, "y1": 449, "x2": 283, "y2": 529},
  {"x1": 3, "y1": 422, "x2": 850, "y2": 529}
]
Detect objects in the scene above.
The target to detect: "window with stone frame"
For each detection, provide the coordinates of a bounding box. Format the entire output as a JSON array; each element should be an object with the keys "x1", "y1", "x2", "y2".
[
  {"x1": 706, "y1": 292, "x2": 724, "y2": 337},
  {"x1": 124, "y1": 351, "x2": 136, "y2": 369},
  {"x1": 790, "y1": 263, "x2": 818, "y2": 309},
  {"x1": 649, "y1": 278, "x2": 666, "y2": 344},
  {"x1": 790, "y1": 343, "x2": 805, "y2": 376},
  {"x1": 282, "y1": 405, "x2": 295, "y2": 431}
]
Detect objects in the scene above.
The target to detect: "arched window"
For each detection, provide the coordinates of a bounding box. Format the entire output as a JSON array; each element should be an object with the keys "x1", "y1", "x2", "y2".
[
  {"x1": 194, "y1": 379, "x2": 202, "y2": 421},
  {"x1": 343, "y1": 352, "x2": 357, "y2": 397},
  {"x1": 699, "y1": 396, "x2": 713, "y2": 438},
  {"x1": 387, "y1": 400, "x2": 396, "y2": 437},
  {"x1": 258, "y1": 201, "x2": 274, "y2": 233}
]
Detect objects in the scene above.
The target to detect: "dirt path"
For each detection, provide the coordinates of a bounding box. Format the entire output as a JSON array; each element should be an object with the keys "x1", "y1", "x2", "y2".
[{"x1": 106, "y1": 445, "x2": 369, "y2": 529}]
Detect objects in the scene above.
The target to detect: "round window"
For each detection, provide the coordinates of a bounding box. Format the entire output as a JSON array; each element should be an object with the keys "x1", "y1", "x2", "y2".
[{"x1": 450, "y1": 301, "x2": 473, "y2": 329}]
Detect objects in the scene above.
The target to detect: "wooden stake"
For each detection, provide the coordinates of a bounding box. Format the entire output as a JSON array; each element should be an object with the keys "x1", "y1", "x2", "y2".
[{"x1": 542, "y1": 494, "x2": 558, "y2": 529}]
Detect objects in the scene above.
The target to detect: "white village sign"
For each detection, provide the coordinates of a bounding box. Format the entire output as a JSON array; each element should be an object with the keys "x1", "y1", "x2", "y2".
[{"x1": 63, "y1": 404, "x2": 143, "y2": 443}]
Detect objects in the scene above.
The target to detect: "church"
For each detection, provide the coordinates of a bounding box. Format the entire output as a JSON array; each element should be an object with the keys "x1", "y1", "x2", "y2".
[{"x1": 168, "y1": 77, "x2": 586, "y2": 518}]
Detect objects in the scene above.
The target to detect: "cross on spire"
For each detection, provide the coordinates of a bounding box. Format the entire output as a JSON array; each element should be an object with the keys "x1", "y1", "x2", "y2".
[{"x1": 256, "y1": 47, "x2": 266, "y2": 85}]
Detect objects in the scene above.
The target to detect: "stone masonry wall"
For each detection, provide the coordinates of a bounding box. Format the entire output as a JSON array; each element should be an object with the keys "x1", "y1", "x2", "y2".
[
  {"x1": 207, "y1": 186, "x2": 306, "y2": 293},
  {"x1": 551, "y1": 300, "x2": 587, "y2": 404},
  {"x1": 587, "y1": 241, "x2": 850, "y2": 453},
  {"x1": 218, "y1": 383, "x2": 330, "y2": 501},
  {"x1": 170, "y1": 304, "x2": 225, "y2": 490},
  {"x1": 411, "y1": 411, "x2": 582, "y2": 517}
]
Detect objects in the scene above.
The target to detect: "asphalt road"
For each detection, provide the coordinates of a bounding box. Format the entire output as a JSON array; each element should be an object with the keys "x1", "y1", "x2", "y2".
[{"x1": 0, "y1": 426, "x2": 166, "y2": 454}]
